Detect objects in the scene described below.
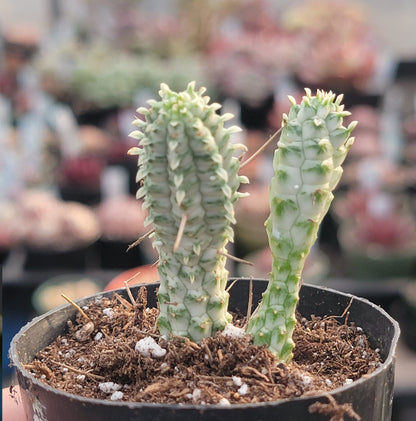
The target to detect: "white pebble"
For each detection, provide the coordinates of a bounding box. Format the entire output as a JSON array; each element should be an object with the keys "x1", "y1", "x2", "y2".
[
  {"x1": 232, "y1": 376, "x2": 242, "y2": 387},
  {"x1": 221, "y1": 324, "x2": 246, "y2": 339},
  {"x1": 135, "y1": 337, "x2": 166, "y2": 358},
  {"x1": 238, "y1": 383, "x2": 249, "y2": 396},
  {"x1": 64, "y1": 349, "x2": 76, "y2": 358},
  {"x1": 356, "y1": 337, "x2": 366, "y2": 348},
  {"x1": 325, "y1": 378, "x2": 332, "y2": 386},
  {"x1": 110, "y1": 391, "x2": 124, "y2": 401},
  {"x1": 192, "y1": 388, "x2": 201, "y2": 401},
  {"x1": 300, "y1": 374, "x2": 313, "y2": 387},
  {"x1": 99, "y1": 382, "x2": 122, "y2": 394},
  {"x1": 94, "y1": 332, "x2": 103, "y2": 341},
  {"x1": 102, "y1": 308, "x2": 114, "y2": 318},
  {"x1": 76, "y1": 375, "x2": 86, "y2": 382},
  {"x1": 344, "y1": 378, "x2": 353, "y2": 385},
  {"x1": 218, "y1": 398, "x2": 231, "y2": 406}
]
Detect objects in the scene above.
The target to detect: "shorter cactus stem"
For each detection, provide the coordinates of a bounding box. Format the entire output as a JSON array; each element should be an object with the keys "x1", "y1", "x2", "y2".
[{"x1": 247, "y1": 89, "x2": 356, "y2": 363}]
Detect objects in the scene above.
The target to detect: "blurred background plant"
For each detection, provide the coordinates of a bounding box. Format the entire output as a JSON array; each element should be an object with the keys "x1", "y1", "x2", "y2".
[{"x1": 282, "y1": 0, "x2": 378, "y2": 92}]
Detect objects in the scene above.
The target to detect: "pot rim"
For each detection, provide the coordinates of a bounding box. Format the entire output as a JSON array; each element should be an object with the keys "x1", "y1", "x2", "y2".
[{"x1": 9, "y1": 280, "x2": 400, "y2": 410}]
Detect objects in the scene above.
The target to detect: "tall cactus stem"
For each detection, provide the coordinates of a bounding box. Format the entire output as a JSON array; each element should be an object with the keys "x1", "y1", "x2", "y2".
[{"x1": 130, "y1": 82, "x2": 248, "y2": 342}]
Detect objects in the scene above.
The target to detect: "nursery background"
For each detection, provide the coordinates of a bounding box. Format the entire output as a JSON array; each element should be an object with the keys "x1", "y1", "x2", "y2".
[{"x1": 1, "y1": 1, "x2": 416, "y2": 420}]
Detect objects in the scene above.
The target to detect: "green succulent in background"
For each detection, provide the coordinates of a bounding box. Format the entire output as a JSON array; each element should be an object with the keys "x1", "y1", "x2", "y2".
[
  {"x1": 70, "y1": 48, "x2": 210, "y2": 111},
  {"x1": 129, "y1": 82, "x2": 248, "y2": 341},
  {"x1": 36, "y1": 41, "x2": 211, "y2": 112},
  {"x1": 247, "y1": 89, "x2": 356, "y2": 362}
]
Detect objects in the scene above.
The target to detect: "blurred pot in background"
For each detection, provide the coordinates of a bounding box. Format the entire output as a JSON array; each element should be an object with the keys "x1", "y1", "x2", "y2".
[
  {"x1": 338, "y1": 199, "x2": 416, "y2": 280},
  {"x1": 17, "y1": 190, "x2": 101, "y2": 270},
  {"x1": 95, "y1": 195, "x2": 156, "y2": 269}
]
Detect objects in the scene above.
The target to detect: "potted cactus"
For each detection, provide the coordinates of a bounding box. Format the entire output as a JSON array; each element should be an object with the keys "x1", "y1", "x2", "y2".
[{"x1": 9, "y1": 84, "x2": 399, "y2": 421}]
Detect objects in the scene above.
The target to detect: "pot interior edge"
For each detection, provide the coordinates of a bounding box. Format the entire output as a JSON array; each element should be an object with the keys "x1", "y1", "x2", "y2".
[
  {"x1": 229, "y1": 278, "x2": 400, "y2": 362},
  {"x1": 10, "y1": 289, "x2": 116, "y2": 365},
  {"x1": 299, "y1": 282, "x2": 401, "y2": 362}
]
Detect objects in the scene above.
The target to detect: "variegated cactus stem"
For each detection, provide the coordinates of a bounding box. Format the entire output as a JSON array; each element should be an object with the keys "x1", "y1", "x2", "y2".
[
  {"x1": 247, "y1": 88, "x2": 357, "y2": 363},
  {"x1": 129, "y1": 82, "x2": 248, "y2": 342}
]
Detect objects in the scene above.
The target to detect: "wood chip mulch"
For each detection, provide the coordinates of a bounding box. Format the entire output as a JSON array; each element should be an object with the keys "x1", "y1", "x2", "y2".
[{"x1": 24, "y1": 286, "x2": 382, "y2": 408}]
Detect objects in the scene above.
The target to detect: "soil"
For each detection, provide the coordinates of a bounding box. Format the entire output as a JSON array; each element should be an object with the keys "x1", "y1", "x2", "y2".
[{"x1": 24, "y1": 285, "x2": 381, "y2": 414}]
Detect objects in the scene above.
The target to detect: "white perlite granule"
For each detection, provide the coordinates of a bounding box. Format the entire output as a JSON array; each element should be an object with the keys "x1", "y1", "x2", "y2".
[
  {"x1": 99, "y1": 382, "x2": 122, "y2": 394},
  {"x1": 110, "y1": 391, "x2": 124, "y2": 401},
  {"x1": 192, "y1": 388, "x2": 202, "y2": 401},
  {"x1": 300, "y1": 374, "x2": 313, "y2": 387},
  {"x1": 94, "y1": 332, "x2": 103, "y2": 341},
  {"x1": 238, "y1": 383, "x2": 249, "y2": 396},
  {"x1": 221, "y1": 324, "x2": 246, "y2": 339},
  {"x1": 135, "y1": 337, "x2": 167, "y2": 358},
  {"x1": 232, "y1": 376, "x2": 242, "y2": 387},
  {"x1": 102, "y1": 308, "x2": 114, "y2": 318}
]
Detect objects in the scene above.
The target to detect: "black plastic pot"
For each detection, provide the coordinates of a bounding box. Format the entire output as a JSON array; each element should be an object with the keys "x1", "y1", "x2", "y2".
[
  {"x1": 391, "y1": 282, "x2": 416, "y2": 353},
  {"x1": 10, "y1": 279, "x2": 399, "y2": 421}
]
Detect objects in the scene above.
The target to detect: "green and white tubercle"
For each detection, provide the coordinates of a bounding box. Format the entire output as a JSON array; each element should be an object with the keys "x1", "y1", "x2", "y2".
[
  {"x1": 247, "y1": 89, "x2": 356, "y2": 362},
  {"x1": 129, "y1": 82, "x2": 248, "y2": 342}
]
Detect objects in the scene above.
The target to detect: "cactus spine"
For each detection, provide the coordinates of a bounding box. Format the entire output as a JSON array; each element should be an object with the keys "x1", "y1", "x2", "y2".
[
  {"x1": 247, "y1": 89, "x2": 356, "y2": 362},
  {"x1": 129, "y1": 82, "x2": 248, "y2": 342}
]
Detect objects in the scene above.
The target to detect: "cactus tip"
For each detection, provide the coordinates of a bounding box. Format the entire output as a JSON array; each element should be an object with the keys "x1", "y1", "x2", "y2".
[
  {"x1": 348, "y1": 120, "x2": 358, "y2": 131},
  {"x1": 221, "y1": 112, "x2": 234, "y2": 122},
  {"x1": 127, "y1": 146, "x2": 141, "y2": 155},
  {"x1": 335, "y1": 93, "x2": 344, "y2": 106},
  {"x1": 304, "y1": 87, "x2": 312, "y2": 97},
  {"x1": 159, "y1": 83, "x2": 171, "y2": 97},
  {"x1": 187, "y1": 80, "x2": 196, "y2": 91},
  {"x1": 227, "y1": 125, "x2": 242, "y2": 134},
  {"x1": 287, "y1": 95, "x2": 297, "y2": 106},
  {"x1": 346, "y1": 136, "x2": 355, "y2": 148},
  {"x1": 136, "y1": 107, "x2": 148, "y2": 116}
]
